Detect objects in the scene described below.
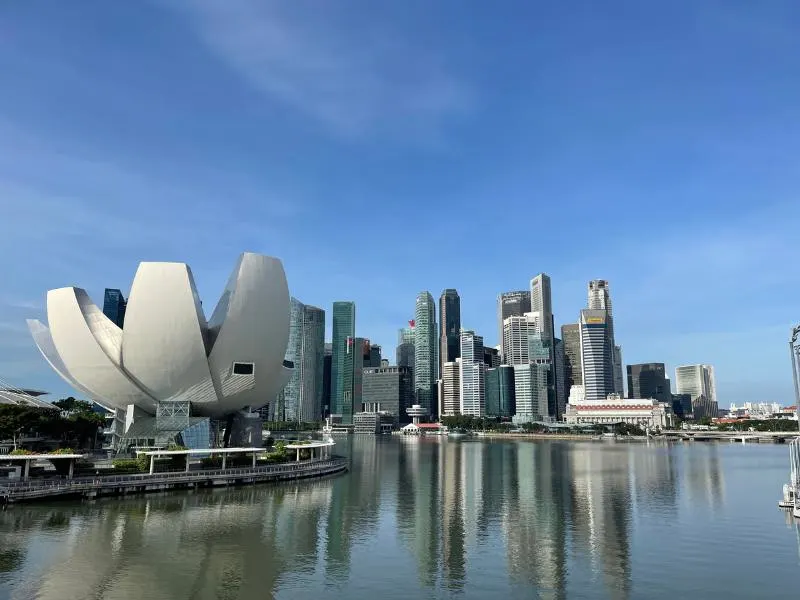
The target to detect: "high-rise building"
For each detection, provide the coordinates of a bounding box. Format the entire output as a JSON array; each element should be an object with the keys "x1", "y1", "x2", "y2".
[
  {"x1": 102, "y1": 288, "x2": 127, "y2": 328},
  {"x1": 579, "y1": 309, "x2": 614, "y2": 402},
  {"x1": 439, "y1": 289, "x2": 461, "y2": 377},
  {"x1": 485, "y1": 365, "x2": 515, "y2": 418},
  {"x1": 414, "y1": 292, "x2": 437, "y2": 416},
  {"x1": 554, "y1": 338, "x2": 566, "y2": 417},
  {"x1": 367, "y1": 344, "x2": 382, "y2": 368},
  {"x1": 512, "y1": 363, "x2": 549, "y2": 423},
  {"x1": 627, "y1": 363, "x2": 670, "y2": 403},
  {"x1": 497, "y1": 290, "x2": 531, "y2": 351},
  {"x1": 396, "y1": 322, "x2": 415, "y2": 370},
  {"x1": 322, "y1": 343, "x2": 332, "y2": 416},
  {"x1": 502, "y1": 313, "x2": 542, "y2": 365},
  {"x1": 675, "y1": 364, "x2": 718, "y2": 420},
  {"x1": 362, "y1": 366, "x2": 413, "y2": 423},
  {"x1": 275, "y1": 299, "x2": 325, "y2": 422},
  {"x1": 331, "y1": 301, "x2": 355, "y2": 420},
  {"x1": 442, "y1": 360, "x2": 461, "y2": 416},
  {"x1": 561, "y1": 323, "x2": 582, "y2": 393},
  {"x1": 459, "y1": 330, "x2": 485, "y2": 417},
  {"x1": 483, "y1": 346, "x2": 501, "y2": 369},
  {"x1": 587, "y1": 279, "x2": 623, "y2": 395},
  {"x1": 530, "y1": 274, "x2": 553, "y2": 342},
  {"x1": 341, "y1": 337, "x2": 370, "y2": 423}
]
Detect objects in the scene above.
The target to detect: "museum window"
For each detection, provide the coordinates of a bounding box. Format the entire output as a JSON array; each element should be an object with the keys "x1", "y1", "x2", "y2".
[{"x1": 233, "y1": 362, "x2": 255, "y2": 375}]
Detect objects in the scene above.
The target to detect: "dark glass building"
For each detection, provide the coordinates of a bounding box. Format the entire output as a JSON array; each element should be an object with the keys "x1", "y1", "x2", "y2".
[
  {"x1": 331, "y1": 301, "x2": 355, "y2": 420},
  {"x1": 322, "y1": 344, "x2": 332, "y2": 416},
  {"x1": 367, "y1": 344, "x2": 382, "y2": 368},
  {"x1": 362, "y1": 366, "x2": 413, "y2": 424},
  {"x1": 103, "y1": 288, "x2": 127, "y2": 328},
  {"x1": 627, "y1": 363, "x2": 671, "y2": 402},
  {"x1": 483, "y1": 346, "x2": 501, "y2": 369},
  {"x1": 340, "y1": 337, "x2": 370, "y2": 424},
  {"x1": 485, "y1": 365, "x2": 516, "y2": 418},
  {"x1": 560, "y1": 323, "x2": 581, "y2": 397},
  {"x1": 672, "y1": 393, "x2": 692, "y2": 418},
  {"x1": 439, "y1": 289, "x2": 461, "y2": 377}
]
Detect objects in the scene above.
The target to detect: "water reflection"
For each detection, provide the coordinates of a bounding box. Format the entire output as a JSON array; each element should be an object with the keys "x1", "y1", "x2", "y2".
[{"x1": 0, "y1": 438, "x2": 755, "y2": 600}]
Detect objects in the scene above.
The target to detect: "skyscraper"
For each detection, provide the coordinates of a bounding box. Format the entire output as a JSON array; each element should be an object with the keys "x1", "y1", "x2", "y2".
[
  {"x1": 396, "y1": 322, "x2": 416, "y2": 369},
  {"x1": 102, "y1": 288, "x2": 127, "y2": 328},
  {"x1": 414, "y1": 292, "x2": 437, "y2": 416},
  {"x1": 627, "y1": 363, "x2": 670, "y2": 403},
  {"x1": 367, "y1": 344, "x2": 382, "y2": 368},
  {"x1": 587, "y1": 279, "x2": 623, "y2": 395},
  {"x1": 439, "y1": 289, "x2": 461, "y2": 377},
  {"x1": 342, "y1": 337, "x2": 370, "y2": 423},
  {"x1": 502, "y1": 313, "x2": 542, "y2": 365},
  {"x1": 485, "y1": 365, "x2": 515, "y2": 418},
  {"x1": 322, "y1": 343, "x2": 332, "y2": 416},
  {"x1": 613, "y1": 346, "x2": 624, "y2": 396},
  {"x1": 497, "y1": 290, "x2": 531, "y2": 351},
  {"x1": 459, "y1": 330, "x2": 485, "y2": 417},
  {"x1": 579, "y1": 309, "x2": 614, "y2": 402},
  {"x1": 561, "y1": 323, "x2": 582, "y2": 397},
  {"x1": 530, "y1": 274, "x2": 553, "y2": 342},
  {"x1": 483, "y1": 346, "x2": 501, "y2": 368},
  {"x1": 331, "y1": 301, "x2": 355, "y2": 420},
  {"x1": 442, "y1": 361, "x2": 461, "y2": 416},
  {"x1": 554, "y1": 338, "x2": 566, "y2": 417},
  {"x1": 675, "y1": 364, "x2": 718, "y2": 419}
]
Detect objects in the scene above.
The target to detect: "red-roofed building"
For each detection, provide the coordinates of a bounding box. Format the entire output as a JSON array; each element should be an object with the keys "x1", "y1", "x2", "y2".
[{"x1": 565, "y1": 393, "x2": 674, "y2": 430}]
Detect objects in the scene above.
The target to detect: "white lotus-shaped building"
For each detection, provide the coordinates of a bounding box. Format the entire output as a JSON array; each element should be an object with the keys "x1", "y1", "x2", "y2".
[{"x1": 27, "y1": 252, "x2": 293, "y2": 419}]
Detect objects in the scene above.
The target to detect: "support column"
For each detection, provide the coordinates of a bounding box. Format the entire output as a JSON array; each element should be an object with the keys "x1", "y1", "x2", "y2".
[
  {"x1": 185, "y1": 455, "x2": 190, "y2": 473},
  {"x1": 222, "y1": 454, "x2": 227, "y2": 470},
  {"x1": 23, "y1": 460, "x2": 30, "y2": 481},
  {"x1": 68, "y1": 459, "x2": 74, "y2": 480},
  {"x1": 296, "y1": 449, "x2": 300, "y2": 462},
  {"x1": 149, "y1": 455, "x2": 155, "y2": 475},
  {"x1": 252, "y1": 452, "x2": 256, "y2": 468}
]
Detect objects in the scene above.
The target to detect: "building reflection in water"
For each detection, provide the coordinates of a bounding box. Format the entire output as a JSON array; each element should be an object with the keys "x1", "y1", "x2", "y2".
[{"x1": 0, "y1": 437, "x2": 730, "y2": 599}]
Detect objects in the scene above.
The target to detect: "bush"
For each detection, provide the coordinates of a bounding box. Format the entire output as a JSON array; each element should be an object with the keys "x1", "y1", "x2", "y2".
[
  {"x1": 9, "y1": 449, "x2": 34, "y2": 456},
  {"x1": 49, "y1": 448, "x2": 76, "y2": 455},
  {"x1": 201, "y1": 457, "x2": 222, "y2": 469},
  {"x1": 112, "y1": 458, "x2": 142, "y2": 473}
]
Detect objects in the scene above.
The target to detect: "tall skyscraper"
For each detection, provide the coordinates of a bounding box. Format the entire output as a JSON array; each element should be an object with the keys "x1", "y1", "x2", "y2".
[
  {"x1": 396, "y1": 322, "x2": 416, "y2": 369},
  {"x1": 342, "y1": 337, "x2": 370, "y2": 423},
  {"x1": 483, "y1": 346, "x2": 501, "y2": 369},
  {"x1": 554, "y1": 338, "x2": 566, "y2": 417},
  {"x1": 561, "y1": 324, "x2": 582, "y2": 395},
  {"x1": 530, "y1": 274, "x2": 553, "y2": 342},
  {"x1": 367, "y1": 344, "x2": 382, "y2": 368},
  {"x1": 512, "y1": 363, "x2": 549, "y2": 423},
  {"x1": 579, "y1": 309, "x2": 614, "y2": 402},
  {"x1": 497, "y1": 290, "x2": 531, "y2": 350},
  {"x1": 627, "y1": 363, "x2": 670, "y2": 403},
  {"x1": 502, "y1": 313, "x2": 542, "y2": 365},
  {"x1": 459, "y1": 330, "x2": 485, "y2": 417},
  {"x1": 439, "y1": 289, "x2": 461, "y2": 377},
  {"x1": 331, "y1": 301, "x2": 355, "y2": 420},
  {"x1": 414, "y1": 292, "x2": 437, "y2": 416},
  {"x1": 587, "y1": 279, "x2": 623, "y2": 395},
  {"x1": 102, "y1": 288, "x2": 127, "y2": 328},
  {"x1": 485, "y1": 365, "x2": 515, "y2": 418},
  {"x1": 442, "y1": 360, "x2": 461, "y2": 416},
  {"x1": 675, "y1": 364, "x2": 718, "y2": 419},
  {"x1": 322, "y1": 343, "x2": 332, "y2": 416}
]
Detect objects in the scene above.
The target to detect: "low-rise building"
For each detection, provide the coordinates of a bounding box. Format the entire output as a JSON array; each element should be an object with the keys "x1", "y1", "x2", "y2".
[
  {"x1": 565, "y1": 393, "x2": 674, "y2": 430},
  {"x1": 353, "y1": 411, "x2": 395, "y2": 434}
]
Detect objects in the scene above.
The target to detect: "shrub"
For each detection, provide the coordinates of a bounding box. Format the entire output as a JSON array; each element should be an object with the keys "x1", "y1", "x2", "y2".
[
  {"x1": 112, "y1": 458, "x2": 142, "y2": 474},
  {"x1": 9, "y1": 449, "x2": 34, "y2": 456},
  {"x1": 49, "y1": 448, "x2": 76, "y2": 455}
]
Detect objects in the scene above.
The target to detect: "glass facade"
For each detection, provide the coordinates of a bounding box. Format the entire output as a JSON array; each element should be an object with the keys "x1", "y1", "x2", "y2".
[
  {"x1": 102, "y1": 288, "x2": 127, "y2": 328},
  {"x1": 362, "y1": 366, "x2": 413, "y2": 423},
  {"x1": 414, "y1": 292, "x2": 437, "y2": 417},
  {"x1": 486, "y1": 365, "x2": 516, "y2": 418},
  {"x1": 331, "y1": 301, "x2": 356, "y2": 419},
  {"x1": 341, "y1": 337, "x2": 369, "y2": 424},
  {"x1": 439, "y1": 289, "x2": 461, "y2": 377}
]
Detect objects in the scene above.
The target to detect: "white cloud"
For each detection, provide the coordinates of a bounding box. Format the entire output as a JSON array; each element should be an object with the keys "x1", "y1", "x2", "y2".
[{"x1": 169, "y1": 0, "x2": 473, "y2": 140}]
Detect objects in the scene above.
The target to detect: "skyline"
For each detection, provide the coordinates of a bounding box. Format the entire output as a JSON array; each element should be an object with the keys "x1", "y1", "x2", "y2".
[{"x1": 1, "y1": 1, "x2": 799, "y2": 405}]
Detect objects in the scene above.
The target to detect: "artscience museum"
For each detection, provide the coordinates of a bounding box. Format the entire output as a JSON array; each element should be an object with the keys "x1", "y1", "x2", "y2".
[{"x1": 27, "y1": 252, "x2": 293, "y2": 452}]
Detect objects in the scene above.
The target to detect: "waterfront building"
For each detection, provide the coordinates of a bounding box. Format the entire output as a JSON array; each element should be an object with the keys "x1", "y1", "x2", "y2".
[
  {"x1": 565, "y1": 393, "x2": 674, "y2": 430},
  {"x1": 627, "y1": 363, "x2": 670, "y2": 403},
  {"x1": 579, "y1": 309, "x2": 614, "y2": 402},
  {"x1": 459, "y1": 331, "x2": 486, "y2": 417},
  {"x1": 675, "y1": 364, "x2": 718, "y2": 420},
  {"x1": 439, "y1": 289, "x2": 461, "y2": 377},
  {"x1": 561, "y1": 323, "x2": 582, "y2": 390},
  {"x1": 102, "y1": 288, "x2": 127, "y2": 328},
  {"x1": 331, "y1": 301, "x2": 356, "y2": 420},
  {"x1": 273, "y1": 297, "x2": 304, "y2": 421},
  {"x1": 485, "y1": 365, "x2": 515, "y2": 418},
  {"x1": 353, "y1": 411, "x2": 395, "y2": 434},
  {"x1": 483, "y1": 346, "x2": 501, "y2": 368},
  {"x1": 414, "y1": 292, "x2": 437, "y2": 417},
  {"x1": 362, "y1": 365, "x2": 413, "y2": 424},
  {"x1": 441, "y1": 360, "x2": 461, "y2": 416},
  {"x1": 497, "y1": 290, "x2": 531, "y2": 354}
]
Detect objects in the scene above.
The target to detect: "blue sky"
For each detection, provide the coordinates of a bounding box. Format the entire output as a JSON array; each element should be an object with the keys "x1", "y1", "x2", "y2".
[{"x1": 1, "y1": 0, "x2": 799, "y2": 406}]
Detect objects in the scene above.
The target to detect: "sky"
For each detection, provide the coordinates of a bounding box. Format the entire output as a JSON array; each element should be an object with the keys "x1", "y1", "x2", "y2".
[{"x1": 1, "y1": 0, "x2": 799, "y2": 406}]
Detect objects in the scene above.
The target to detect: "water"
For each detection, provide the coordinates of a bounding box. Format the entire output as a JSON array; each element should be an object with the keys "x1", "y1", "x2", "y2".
[{"x1": 2, "y1": 438, "x2": 800, "y2": 600}]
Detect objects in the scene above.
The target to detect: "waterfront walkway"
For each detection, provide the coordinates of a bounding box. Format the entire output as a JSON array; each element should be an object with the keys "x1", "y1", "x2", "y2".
[{"x1": 0, "y1": 457, "x2": 347, "y2": 505}]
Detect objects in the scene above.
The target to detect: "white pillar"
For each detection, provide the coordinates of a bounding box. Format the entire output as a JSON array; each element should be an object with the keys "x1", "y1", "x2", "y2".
[
  {"x1": 149, "y1": 454, "x2": 155, "y2": 475},
  {"x1": 222, "y1": 454, "x2": 227, "y2": 470},
  {"x1": 68, "y1": 459, "x2": 74, "y2": 479},
  {"x1": 252, "y1": 452, "x2": 256, "y2": 468},
  {"x1": 185, "y1": 454, "x2": 190, "y2": 473},
  {"x1": 296, "y1": 449, "x2": 300, "y2": 462},
  {"x1": 23, "y1": 460, "x2": 30, "y2": 481}
]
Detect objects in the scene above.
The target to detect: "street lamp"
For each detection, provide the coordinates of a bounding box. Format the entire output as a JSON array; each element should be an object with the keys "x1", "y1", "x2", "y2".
[{"x1": 791, "y1": 325, "x2": 800, "y2": 432}]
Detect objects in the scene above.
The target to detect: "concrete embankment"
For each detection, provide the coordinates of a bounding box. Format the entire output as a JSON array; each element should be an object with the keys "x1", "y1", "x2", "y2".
[{"x1": 0, "y1": 457, "x2": 347, "y2": 505}]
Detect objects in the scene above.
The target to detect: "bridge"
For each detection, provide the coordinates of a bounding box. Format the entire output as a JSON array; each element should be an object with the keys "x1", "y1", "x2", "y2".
[{"x1": 662, "y1": 430, "x2": 799, "y2": 443}]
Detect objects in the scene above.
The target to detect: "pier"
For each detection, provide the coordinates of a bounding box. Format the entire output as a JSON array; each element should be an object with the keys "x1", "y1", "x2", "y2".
[{"x1": 0, "y1": 457, "x2": 347, "y2": 505}]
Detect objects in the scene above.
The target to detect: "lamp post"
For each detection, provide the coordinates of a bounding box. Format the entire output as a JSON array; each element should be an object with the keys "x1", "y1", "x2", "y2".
[{"x1": 791, "y1": 325, "x2": 800, "y2": 432}]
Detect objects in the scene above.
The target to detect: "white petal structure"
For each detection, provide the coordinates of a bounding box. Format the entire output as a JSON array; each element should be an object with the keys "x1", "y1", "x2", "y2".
[{"x1": 29, "y1": 252, "x2": 292, "y2": 418}]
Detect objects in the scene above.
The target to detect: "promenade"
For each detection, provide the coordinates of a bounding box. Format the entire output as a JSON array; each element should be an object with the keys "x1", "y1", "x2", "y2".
[{"x1": 0, "y1": 457, "x2": 347, "y2": 505}]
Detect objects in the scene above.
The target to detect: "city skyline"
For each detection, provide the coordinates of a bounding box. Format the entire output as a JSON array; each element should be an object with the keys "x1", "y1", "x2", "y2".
[{"x1": 1, "y1": 2, "x2": 799, "y2": 406}]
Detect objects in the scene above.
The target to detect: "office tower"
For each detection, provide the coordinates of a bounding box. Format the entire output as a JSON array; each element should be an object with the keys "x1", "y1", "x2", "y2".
[
  {"x1": 102, "y1": 288, "x2": 127, "y2": 328},
  {"x1": 579, "y1": 309, "x2": 614, "y2": 402},
  {"x1": 396, "y1": 322, "x2": 416, "y2": 370},
  {"x1": 322, "y1": 343, "x2": 332, "y2": 416},
  {"x1": 627, "y1": 363, "x2": 670, "y2": 403},
  {"x1": 485, "y1": 365, "x2": 515, "y2": 418},
  {"x1": 442, "y1": 361, "x2": 461, "y2": 416},
  {"x1": 414, "y1": 292, "x2": 437, "y2": 416},
  {"x1": 340, "y1": 337, "x2": 370, "y2": 423},
  {"x1": 439, "y1": 289, "x2": 461, "y2": 377},
  {"x1": 671, "y1": 393, "x2": 692, "y2": 418},
  {"x1": 367, "y1": 344, "x2": 382, "y2": 368},
  {"x1": 362, "y1": 366, "x2": 413, "y2": 423},
  {"x1": 512, "y1": 363, "x2": 549, "y2": 423},
  {"x1": 331, "y1": 301, "x2": 356, "y2": 419},
  {"x1": 503, "y1": 314, "x2": 537, "y2": 365},
  {"x1": 554, "y1": 338, "x2": 566, "y2": 416},
  {"x1": 675, "y1": 364, "x2": 718, "y2": 420},
  {"x1": 561, "y1": 323, "x2": 582, "y2": 393},
  {"x1": 459, "y1": 330, "x2": 486, "y2": 417},
  {"x1": 497, "y1": 290, "x2": 531, "y2": 351},
  {"x1": 483, "y1": 346, "x2": 501, "y2": 369},
  {"x1": 587, "y1": 279, "x2": 623, "y2": 395},
  {"x1": 530, "y1": 274, "x2": 553, "y2": 342}
]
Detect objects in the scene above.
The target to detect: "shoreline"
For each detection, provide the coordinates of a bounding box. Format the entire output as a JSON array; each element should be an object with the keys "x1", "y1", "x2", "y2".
[{"x1": 475, "y1": 432, "x2": 609, "y2": 441}]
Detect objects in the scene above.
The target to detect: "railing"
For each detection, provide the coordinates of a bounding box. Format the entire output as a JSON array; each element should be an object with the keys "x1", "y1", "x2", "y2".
[{"x1": 0, "y1": 458, "x2": 346, "y2": 494}]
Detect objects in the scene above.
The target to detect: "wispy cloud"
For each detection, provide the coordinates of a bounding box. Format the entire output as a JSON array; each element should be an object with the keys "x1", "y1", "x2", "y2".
[{"x1": 168, "y1": 0, "x2": 473, "y2": 140}]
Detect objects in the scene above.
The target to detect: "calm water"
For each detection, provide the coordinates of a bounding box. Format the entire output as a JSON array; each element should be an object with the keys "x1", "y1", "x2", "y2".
[{"x1": 2, "y1": 438, "x2": 800, "y2": 600}]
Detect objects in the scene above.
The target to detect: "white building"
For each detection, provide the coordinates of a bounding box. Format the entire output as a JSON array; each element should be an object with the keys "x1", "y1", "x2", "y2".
[
  {"x1": 459, "y1": 331, "x2": 485, "y2": 417},
  {"x1": 565, "y1": 393, "x2": 674, "y2": 430},
  {"x1": 512, "y1": 363, "x2": 549, "y2": 424},
  {"x1": 675, "y1": 364, "x2": 718, "y2": 419},
  {"x1": 441, "y1": 360, "x2": 461, "y2": 416}
]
